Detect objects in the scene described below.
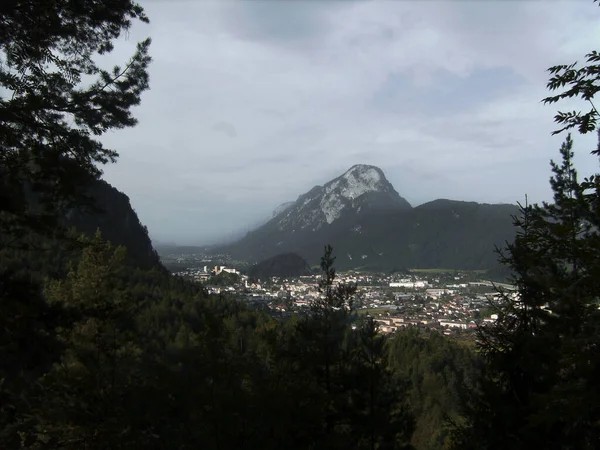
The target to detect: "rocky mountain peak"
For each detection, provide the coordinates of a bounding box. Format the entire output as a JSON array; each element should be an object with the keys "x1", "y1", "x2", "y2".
[
  {"x1": 326, "y1": 165, "x2": 389, "y2": 199},
  {"x1": 345, "y1": 164, "x2": 385, "y2": 180},
  {"x1": 272, "y1": 164, "x2": 409, "y2": 231},
  {"x1": 319, "y1": 165, "x2": 395, "y2": 224}
]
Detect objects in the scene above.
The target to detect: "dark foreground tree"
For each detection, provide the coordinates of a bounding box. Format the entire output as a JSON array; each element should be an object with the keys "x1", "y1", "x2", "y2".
[
  {"x1": 0, "y1": 0, "x2": 152, "y2": 237},
  {"x1": 543, "y1": 0, "x2": 600, "y2": 142},
  {"x1": 451, "y1": 134, "x2": 600, "y2": 449},
  {"x1": 0, "y1": 1, "x2": 152, "y2": 447},
  {"x1": 451, "y1": 3, "x2": 600, "y2": 447},
  {"x1": 349, "y1": 316, "x2": 415, "y2": 450},
  {"x1": 295, "y1": 246, "x2": 414, "y2": 449}
]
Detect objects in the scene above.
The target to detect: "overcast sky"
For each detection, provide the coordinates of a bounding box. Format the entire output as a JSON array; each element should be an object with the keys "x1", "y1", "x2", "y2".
[{"x1": 98, "y1": 0, "x2": 600, "y2": 245}]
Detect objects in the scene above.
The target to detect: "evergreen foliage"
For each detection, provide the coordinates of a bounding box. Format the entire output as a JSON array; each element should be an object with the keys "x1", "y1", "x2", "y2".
[
  {"x1": 0, "y1": 0, "x2": 152, "y2": 238},
  {"x1": 388, "y1": 329, "x2": 480, "y2": 450},
  {"x1": 4, "y1": 232, "x2": 456, "y2": 449},
  {"x1": 543, "y1": 1, "x2": 600, "y2": 140},
  {"x1": 247, "y1": 252, "x2": 311, "y2": 280},
  {"x1": 452, "y1": 2, "x2": 600, "y2": 443},
  {"x1": 451, "y1": 132, "x2": 600, "y2": 450}
]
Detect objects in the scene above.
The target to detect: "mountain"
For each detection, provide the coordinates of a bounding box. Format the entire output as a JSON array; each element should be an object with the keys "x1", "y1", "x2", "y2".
[
  {"x1": 272, "y1": 201, "x2": 295, "y2": 218},
  {"x1": 64, "y1": 179, "x2": 162, "y2": 270},
  {"x1": 247, "y1": 253, "x2": 312, "y2": 280},
  {"x1": 219, "y1": 165, "x2": 519, "y2": 271},
  {"x1": 271, "y1": 164, "x2": 411, "y2": 231}
]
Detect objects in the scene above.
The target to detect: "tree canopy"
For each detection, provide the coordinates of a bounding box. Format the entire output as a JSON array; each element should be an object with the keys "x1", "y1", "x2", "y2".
[
  {"x1": 543, "y1": 0, "x2": 600, "y2": 145},
  {"x1": 0, "y1": 0, "x2": 152, "y2": 236}
]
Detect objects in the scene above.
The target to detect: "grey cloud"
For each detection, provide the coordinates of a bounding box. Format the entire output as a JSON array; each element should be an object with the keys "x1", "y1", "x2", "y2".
[
  {"x1": 213, "y1": 121, "x2": 237, "y2": 137},
  {"x1": 223, "y1": 2, "x2": 326, "y2": 42},
  {"x1": 372, "y1": 67, "x2": 527, "y2": 117},
  {"x1": 218, "y1": 1, "x2": 362, "y2": 47},
  {"x1": 246, "y1": 154, "x2": 292, "y2": 165}
]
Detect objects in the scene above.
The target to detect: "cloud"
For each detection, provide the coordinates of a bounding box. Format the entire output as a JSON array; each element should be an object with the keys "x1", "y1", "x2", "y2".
[
  {"x1": 97, "y1": 0, "x2": 600, "y2": 244},
  {"x1": 213, "y1": 121, "x2": 237, "y2": 138},
  {"x1": 219, "y1": 1, "x2": 335, "y2": 45},
  {"x1": 371, "y1": 66, "x2": 528, "y2": 117}
]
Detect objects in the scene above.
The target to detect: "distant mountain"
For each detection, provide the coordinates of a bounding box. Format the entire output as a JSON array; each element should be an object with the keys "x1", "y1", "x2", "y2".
[
  {"x1": 152, "y1": 240, "x2": 178, "y2": 249},
  {"x1": 64, "y1": 179, "x2": 163, "y2": 270},
  {"x1": 219, "y1": 165, "x2": 519, "y2": 271},
  {"x1": 270, "y1": 164, "x2": 411, "y2": 231},
  {"x1": 247, "y1": 253, "x2": 312, "y2": 280}
]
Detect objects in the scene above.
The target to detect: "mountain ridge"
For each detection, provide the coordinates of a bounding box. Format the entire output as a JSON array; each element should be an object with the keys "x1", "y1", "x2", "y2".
[{"x1": 218, "y1": 164, "x2": 518, "y2": 271}]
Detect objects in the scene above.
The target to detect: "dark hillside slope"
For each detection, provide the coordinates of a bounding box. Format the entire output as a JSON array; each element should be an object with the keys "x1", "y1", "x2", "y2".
[
  {"x1": 223, "y1": 199, "x2": 517, "y2": 271},
  {"x1": 248, "y1": 252, "x2": 312, "y2": 280},
  {"x1": 64, "y1": 180, "x2": 162, "y2": 270}
]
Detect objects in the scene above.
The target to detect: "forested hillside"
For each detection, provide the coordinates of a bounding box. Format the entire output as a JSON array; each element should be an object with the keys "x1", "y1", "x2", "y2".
[
  {"x1": 2, "y1": 229, "x2": 480, "y2": 449},
  {"x1": 247, "y1": 252, "x2": 312, "y2": 280}
]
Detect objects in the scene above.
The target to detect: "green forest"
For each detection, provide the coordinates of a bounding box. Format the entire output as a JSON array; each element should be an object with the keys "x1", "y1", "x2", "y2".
[{"x1": 2, "y1": 1, "x2": 600, "y2": 449}]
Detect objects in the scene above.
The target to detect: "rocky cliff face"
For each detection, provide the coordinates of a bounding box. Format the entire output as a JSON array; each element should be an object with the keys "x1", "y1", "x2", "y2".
[{"x1": 272, "y1": 164, "x2": 411, "y2": 232}]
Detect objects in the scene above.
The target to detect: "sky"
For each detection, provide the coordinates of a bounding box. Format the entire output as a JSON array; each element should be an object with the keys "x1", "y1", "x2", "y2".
[{"x1": 96, "y1": 0, "x2": 600, "y2": 245}]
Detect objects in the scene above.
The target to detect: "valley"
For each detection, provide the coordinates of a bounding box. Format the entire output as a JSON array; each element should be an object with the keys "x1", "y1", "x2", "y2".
[{"x1": 162, "y1": 249, "x2": 515, "y2": 338}]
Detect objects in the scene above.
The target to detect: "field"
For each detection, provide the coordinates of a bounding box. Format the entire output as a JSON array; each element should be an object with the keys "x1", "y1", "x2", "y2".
[
  {"x1": 409, "y1": 268, "x2": 488, "y2": 274},
  {"x1": 356, "y1": 306, "x2": 399, "y2": 316}
]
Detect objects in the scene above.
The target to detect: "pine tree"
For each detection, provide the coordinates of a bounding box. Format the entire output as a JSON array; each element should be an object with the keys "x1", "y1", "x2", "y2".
[
  {"x1": 0, "y1": 0, "x2": 152, "y2": 238},
  {"x1": 0, "y1": 3, "x2": 152, "y2": 445},
  {"x1": 452, "y1": 3, "x2": 600, "y2": 445},
  {"x1": 296, "y1": 245, "x2": 357, "y2": 446},
  {"x1": 25, "y1": 231, "x2": 148, "y2": 449},
  {"x1": 348, "y1": 316, "x2": 414, "y2": 450},
  {"x1": 295, "y1": 246, "x2": 415, "y2": 449},
  {"x1": 542, "y1": 0, "x2": 600, "y2": 142},
  {"x1": 451, "y1": 133, "x2": 600, "y2": 449}
]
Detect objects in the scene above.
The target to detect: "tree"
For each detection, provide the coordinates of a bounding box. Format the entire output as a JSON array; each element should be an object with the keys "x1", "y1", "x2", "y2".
[
  {"x1": 21, "y1": 232, "x2": 151, "y2": 449},
  {"x1": 291, "y1": 246, "x2": 414, "y2": 449},
  {"x1": 313, "y1": 245, "x2": 357, "y2": 312},
  {"x1": 0, "y1": 4, "x2": 152, "y2": 444},
  {"x1": 451, "y1": 2, "x2": 600, "y2": 447},
  {"x1": 542, "y1": 0, "x2": 600, "y2": 144},
  {"x1": 349, "y1": 316, "x2": 414, "y2": 450},
  {"x1": 298, "y1": 245, "x2": 357, "y2": 445},
  {"x1": 451, "y1": 133, "x2": 600, "y2": 450},
  {"x1": 0, "y1": 0, "x2": 152, "y2": 237}
]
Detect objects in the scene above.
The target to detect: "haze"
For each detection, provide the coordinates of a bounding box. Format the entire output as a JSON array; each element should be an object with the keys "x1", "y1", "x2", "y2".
[{"x1": 97, "y1": 0, "x2": 600, "y2": 245}]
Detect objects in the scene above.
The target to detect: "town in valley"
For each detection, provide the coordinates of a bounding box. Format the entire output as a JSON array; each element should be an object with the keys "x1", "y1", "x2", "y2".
[{"x1": 159, "y1": 249, "x2": 516, "y2": 337}]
